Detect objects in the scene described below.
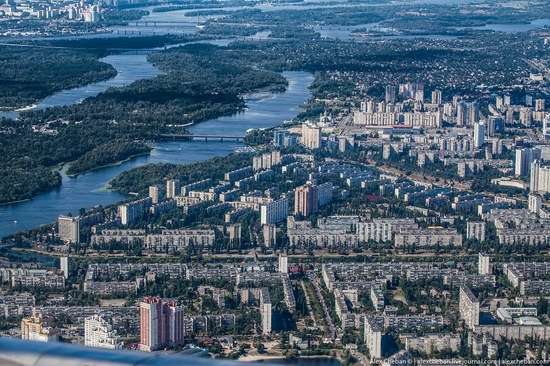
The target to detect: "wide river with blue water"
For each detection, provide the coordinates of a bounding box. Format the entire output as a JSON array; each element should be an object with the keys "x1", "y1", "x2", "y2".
[{"x1": 0, "y1": 0, "x2": 548, "y2": 238}]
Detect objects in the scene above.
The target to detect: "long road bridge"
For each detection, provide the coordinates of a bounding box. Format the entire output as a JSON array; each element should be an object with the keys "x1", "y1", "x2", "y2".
[
  {"x1": 160, "y1": 133, "x2": 244, "y2": 142},
  {"x1": 132, "y1": 21, "x2": 260, "y2": 27},
  {"x1": 133, "y1": 21, "x2": 195, "y2": 26}
]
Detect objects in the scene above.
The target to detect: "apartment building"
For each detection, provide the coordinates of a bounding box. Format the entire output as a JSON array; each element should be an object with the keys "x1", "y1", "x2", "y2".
[
  {"x1": 357, "y1": 218, "x2": 417, "y2": 243},
  {"x1": 459, "y1": 287, "x2": 479, "y2": 329},
  {"x1": 84, "y1": 315, "x2": 123, "y2": 350},
  {"x1": 394, "y1": 228, "x2": 462, "y2": 247}
]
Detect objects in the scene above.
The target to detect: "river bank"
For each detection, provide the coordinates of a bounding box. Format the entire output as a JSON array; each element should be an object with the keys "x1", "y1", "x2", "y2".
[{"x1": 64, "y1": 150, "x2": 153, "y2": 178}]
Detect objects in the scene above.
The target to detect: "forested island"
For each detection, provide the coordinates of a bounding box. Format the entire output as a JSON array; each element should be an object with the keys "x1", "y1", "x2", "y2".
[
  {"x1": 66, "y1": 140, "x2": 152, "y2": 176},
  {"x1": 0, "y1": 164, "x2": 61, "y2": 205},
  {"x1": 0, "y1": 46, "x2": 116, "y2": 110}
]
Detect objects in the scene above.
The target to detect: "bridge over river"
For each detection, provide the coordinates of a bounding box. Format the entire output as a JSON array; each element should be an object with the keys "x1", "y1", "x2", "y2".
[{"x1": 160, "y1": 133, "x2": 244, "y2": 142}]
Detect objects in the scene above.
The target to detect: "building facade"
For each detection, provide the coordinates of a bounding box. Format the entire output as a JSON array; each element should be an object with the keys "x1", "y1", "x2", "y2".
[
  {"x1": 84, "y1": 315, "x2": 122, "y2": 350},
  {"x1": 139, "y1": 297, "x2": 184, "y2": 352}
]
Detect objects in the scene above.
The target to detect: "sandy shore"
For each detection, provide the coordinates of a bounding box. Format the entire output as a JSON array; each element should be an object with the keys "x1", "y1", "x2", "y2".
[{"x1": 14, "y1": 104, "x2": 37, "y2": 112}]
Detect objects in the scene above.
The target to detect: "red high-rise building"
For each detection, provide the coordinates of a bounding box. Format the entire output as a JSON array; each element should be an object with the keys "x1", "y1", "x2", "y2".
[
  {"x1": 139, "y1": 297, "x2": 184, "y2": 351},
  {"x1": 294, "y1": 183, "x2": 318, "y2": 217}
]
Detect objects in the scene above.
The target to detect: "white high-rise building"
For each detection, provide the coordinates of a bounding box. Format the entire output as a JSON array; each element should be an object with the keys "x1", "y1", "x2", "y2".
[
  {"x1": 260, "y1": 197, "x2": 289, "y2": 225},
  {"x1": 431, "y1": 90, "x2": 442, "y2": 105},
  {"x1": 466, "y1": 222, "x2": 486, "y2": 242},
  {"x1": 149, "y1": 185, "x2": 162, "y2": 204},
  {"x1": 263, "y1": 225, "x2": 277, "y2": 247},
  {"x1": 364, "y1": 317, "x2": 383, "y2": 360},
  {"x1": 166, "y1": 179, "x2": 180, "y2": 199},
  {"x1": 58, "y1": 215, "x2": 79, "y2": 243},
  {"x1": 459, "y1": 287, "x2": 479, "y2": 329},
  {"x1": 530, "y1": 159, "x2": 550, "y2": 194},
  {"x1": 504, "y1": 94, "x2": 511, "y2": 106},
  {"x1": 60, "y1": 257, "x2": 69, "y2": 279},
  {"x1": 67, "y1": 6, "x2": 77, "y2": 20},
  {"x1": 301, "y1": 122, "x2": 321, "y2": 149},
  {"x1": 473, "y1": 121, "x2": 485, "y2": 149},
  {"x1": 496, "y1": 96, "x2": 503, "y2": 110},
  {"x1": 543, "y1": 114, "x2": 550, "y2": 140},
  {"x1": 478, "y1": 253, "x2": 490, "y2": 275},
  {"x1": 378, "y1": 101, "x2": 386, "y2": 113},
  {"x1": 519, "y1": 107, "x2": 532, "y2": 127},
  {"x1": 84, "y1": 315, "x2": 123, "y2": 350},
  {"x1": 515, "y1": 147, "x2": 541, "y2": 176},
  {"x1": 83, "y1": 6, "x2": 100, "y2": 23},
  {"x1": 367, "y1": 100, "x2": 375, "y2": 113},
  {"x1": 536, "y1": 99, "x2": 545, "y2": 112},
  {"x1": 506, "y1": 108, "x2": 514, "y2": 124},
  {"x1": 468, "y1": 102, "x2": 479, "y2": 125},
  {"x1": 259, "y1": 288, "x2": 272, "y2": 334},
  {"x1": 415, "y1": 90, "x2": 424, "y2": 103},
  {"x1": 278, "y1": 253, "x2": 288, "y2": 273},
  {"x1": 526, "y1": 94, "x2": 534, "y2": 107},
  {"x1": 118, "y1": 197, "x2": 152, "y2": 225},
  {"x1": 488, "y1": 119, "x2": 498, "y2": 138},
  {"x1": 529, "y1": 193, "x2": 542, "y2": 214}
]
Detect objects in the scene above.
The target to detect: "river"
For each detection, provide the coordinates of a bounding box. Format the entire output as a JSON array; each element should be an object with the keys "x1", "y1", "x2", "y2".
[
  {"x1": 0, "y1": 70, "x2": 313, "y2": 239},
  {"x1": 0, "y1": 53, "x2": 163, "y2": 121},
  {"x1": 456, "y1": 18, "x2": 550, "y2": 33}
]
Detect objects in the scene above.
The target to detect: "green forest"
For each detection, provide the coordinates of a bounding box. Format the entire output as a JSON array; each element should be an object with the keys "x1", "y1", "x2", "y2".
[
  {"x1": 0, "y1": 47, "x2": 116, "y2": 109},
  {"x1": 66, "y1": 140, "x2": 152, "y2": 176},
  {"x1": 0, "y1": 164, "x2": 61, "y2": 205}
]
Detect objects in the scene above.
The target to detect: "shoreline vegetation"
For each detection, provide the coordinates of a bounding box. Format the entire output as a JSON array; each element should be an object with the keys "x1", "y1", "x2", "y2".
[
  {"x1": 64, "y1": 151, "x2": 152, "y2": 178},
  {"x1": 65, "y1": 141, "x2": 153, "y2": 176}
]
